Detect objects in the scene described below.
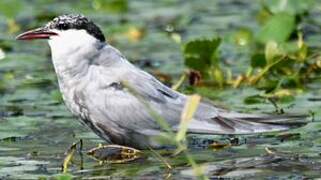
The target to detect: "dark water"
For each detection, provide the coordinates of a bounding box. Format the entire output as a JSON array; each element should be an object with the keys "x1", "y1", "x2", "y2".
[{"x1": 0, "y1": 0, "x2": 321, "y2": 179}]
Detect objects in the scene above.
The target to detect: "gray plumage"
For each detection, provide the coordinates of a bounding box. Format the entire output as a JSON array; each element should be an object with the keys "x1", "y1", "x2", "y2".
[{"x1": 17, "y1": 14, "x2": 307, "y2": 149}]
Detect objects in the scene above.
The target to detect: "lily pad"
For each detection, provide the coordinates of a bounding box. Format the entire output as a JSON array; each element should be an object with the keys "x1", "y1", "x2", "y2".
[
  {"x1": 87, "y1": 145, "x2": 143, "y2": 163},
  {"x1": 256, "y1": 13, "x2": 295, "y2": 44}
]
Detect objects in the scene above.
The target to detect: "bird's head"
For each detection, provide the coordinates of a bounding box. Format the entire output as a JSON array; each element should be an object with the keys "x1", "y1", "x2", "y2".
[{"x1": 16, "y1": 14, "x2": 105, "y2": 56}]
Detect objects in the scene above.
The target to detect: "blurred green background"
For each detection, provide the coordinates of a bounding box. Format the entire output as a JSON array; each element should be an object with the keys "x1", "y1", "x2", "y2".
[{"x1": 1, "y1": 0, "x2": 321, "y2": 179}]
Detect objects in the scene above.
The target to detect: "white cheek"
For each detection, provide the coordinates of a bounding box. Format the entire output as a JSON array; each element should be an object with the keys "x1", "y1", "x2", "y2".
[{"x1": 48, "y1": 29, "x2": 97, "y2": 58}]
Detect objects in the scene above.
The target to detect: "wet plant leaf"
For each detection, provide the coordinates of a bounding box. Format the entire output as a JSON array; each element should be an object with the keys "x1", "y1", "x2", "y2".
[
  {"x1": 244, "y1": 95, "x2": 266, "y2": 105},
  {"x1": 295, "y1": 33, "x2": 308, "y2": 61},
  {"x1": 233, "y1": 28, "x2": 253, "y2": 46},
  {"x1": 54, "y1": 173, "x2": 73, "y2": 180},
  {"x1": 183, "y1": 38, "x2": 221, "y2": 74},
  {"x1": 176, "y1": 94, "x2": 201, "y2": 142},
  {"x1": 249, "y1": 56, "x2": 285, "y2": 85},
  {"x1": 0, "y1": 0, "x2": 23, "y2": 18},
  {"x1": 265, "y1": 41, "x2": 283, "y2": 64},
  {"x1": 212, "y1": 67, "x2": 224, "y2": 88},
  {"x1": 256, "y1": 4, "x2": 273, "y2": 25},
  {"x1": 257, "y1": 13, "x2": 295, "y2": 44},
  {"x1": 87, "y1": 144, "x2": 142, "y2": 163},
  {"x1": 251, "y1": 53, "x2": 266, "y2": 68},
  {"x1": 92, "y1": 0, "x2": 128, "y2": 13},
  {"x1": 263, "y1": 0, "x2": 315, "y2": 15}
]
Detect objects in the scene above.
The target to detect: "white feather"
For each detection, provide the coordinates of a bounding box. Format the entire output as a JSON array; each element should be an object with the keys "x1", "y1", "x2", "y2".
[{"x1": 48, "y1": 29, "x2": 98, "y2": 62}]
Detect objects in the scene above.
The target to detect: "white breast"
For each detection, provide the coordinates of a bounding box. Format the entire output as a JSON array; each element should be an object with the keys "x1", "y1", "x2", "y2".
[{"x1": 47, "y1": 29, "x2": 101, "y2": 116}]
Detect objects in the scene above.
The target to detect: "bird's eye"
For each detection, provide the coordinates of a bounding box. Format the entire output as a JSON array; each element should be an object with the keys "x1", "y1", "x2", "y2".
[{"x1": 57, "y1": 23, "x2": 69, "y2": 30}]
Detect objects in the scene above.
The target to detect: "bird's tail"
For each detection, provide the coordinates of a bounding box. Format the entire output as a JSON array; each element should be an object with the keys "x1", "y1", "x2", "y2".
[
  {"x1": 217, "y1": 112, "x2": 309, "y2": 134},
  {"x1": 188, "y1": 112, "x2": 309, "y2": 135}
]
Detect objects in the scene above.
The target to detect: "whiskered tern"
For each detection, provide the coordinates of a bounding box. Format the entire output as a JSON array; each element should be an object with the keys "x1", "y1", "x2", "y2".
[{"x1": 16, "y1": 14, "x2": 307, "y2": 149}]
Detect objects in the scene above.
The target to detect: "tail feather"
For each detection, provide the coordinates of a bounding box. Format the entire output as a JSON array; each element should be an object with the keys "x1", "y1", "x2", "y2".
[
  {"x1": 220, "y1": 112, "x2": 309, "y2": 126},
  {"x1": 186, "y1": 112, "x2": 309, "y2": 135}
]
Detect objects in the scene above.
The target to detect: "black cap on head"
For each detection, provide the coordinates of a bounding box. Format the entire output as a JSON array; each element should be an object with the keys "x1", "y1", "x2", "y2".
[{"x1": 45, "y1": 14, "x2": 106, "y2": 42}]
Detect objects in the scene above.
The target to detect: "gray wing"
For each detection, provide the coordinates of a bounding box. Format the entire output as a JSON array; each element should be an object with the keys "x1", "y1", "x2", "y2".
[
  {"x1": 88, "y1": 45, "x2": 219, "y2": 135},
  {"x1": 98, "y1": 68, "x2": 226, "y2": 136},
  {"x1": 88, "y1": 45, "x2": 305, "y2": 139},
  {"x1": 119, "y1": 64, "x2": 306, "y2": 135}
]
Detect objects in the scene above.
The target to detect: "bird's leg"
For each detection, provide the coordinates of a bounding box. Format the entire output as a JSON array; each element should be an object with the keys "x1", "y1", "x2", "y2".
[
  {"x1": 87, "y1": 144, "x2": 142, "y2": 163},
  {"x1": 62, "y1": 139, "x2": 83, "y2": 173}
]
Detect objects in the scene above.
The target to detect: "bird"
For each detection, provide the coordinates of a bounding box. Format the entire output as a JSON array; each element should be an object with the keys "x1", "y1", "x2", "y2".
[{"x1": 16, "y1": 14, "x2": 307, "y2": 149}]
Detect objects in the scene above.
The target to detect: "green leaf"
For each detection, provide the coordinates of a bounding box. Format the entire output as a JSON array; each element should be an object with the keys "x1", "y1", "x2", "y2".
[
  {"x1": 183, "y1": 38, "x2": 221, "y2": 73},
  {"x1": 233, "y1": 28, "x2": 253, "y2": 46},
  {"x1": 176, "y1": 94, "x2": 201, "y2": 142},
  {"x1": 211, "y1": 67, "x2": 224, "y2": 88},
  {"x1": 251, "y1": 53, "x2": 267, "y2": 68},
  {"x1": 244, "y1": 95, "x2": 266, "y2": 104},
  {"x1": 263, "y1": 0, "x2": 315, "y2": 15},
  {"x1": 0, "y1": 0, "x2": 23, "y2": 18},
  {"x1": 92, "y1": 0, "x2": 128, "y2": 13},
  {"x1": 265, "y1": 41, "x2": 284, "y2": 64},
  {"x1": 257, "y1": 13, "x2": 295, "y2": 44},
  {"x1": 54, "y1": 174, "x2": 73, "y2": 180}
]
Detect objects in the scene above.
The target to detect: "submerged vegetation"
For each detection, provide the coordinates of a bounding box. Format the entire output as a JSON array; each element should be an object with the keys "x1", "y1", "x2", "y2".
[
  {"x1": 181, "y1": 0, "x2": 321, "y2": 103},
  {"x1": 0, "y1": 0, "x2": 321, "y2": 179}
]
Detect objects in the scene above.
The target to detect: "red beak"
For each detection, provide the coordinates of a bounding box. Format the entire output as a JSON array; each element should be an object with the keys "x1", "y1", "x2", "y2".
[{"x1": 16, "y1": 28, "x2": 58, "y2": 40}]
